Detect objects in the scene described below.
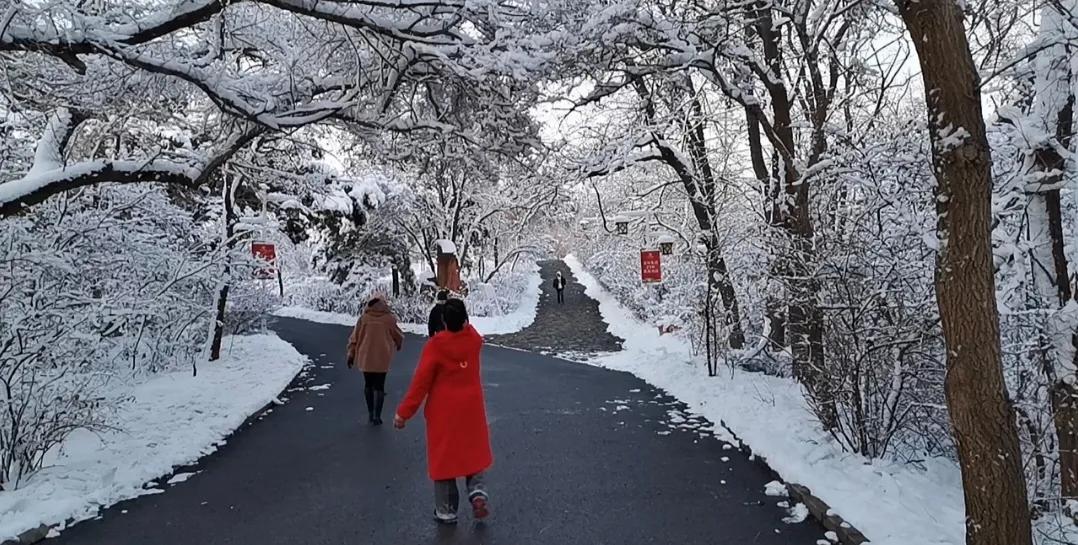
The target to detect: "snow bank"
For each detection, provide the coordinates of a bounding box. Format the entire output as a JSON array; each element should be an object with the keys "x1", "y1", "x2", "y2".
[
  {"x1": 274, "y1": 262, "x2": 542, "y2": 336},
  {"x1": 274, "y1": 305, "x2": 357, "y2": 327},
  {"x1": 564, "y1": 255, "x2": 967, "y2": 545},
  {"x1": 0, "y1": 334, "x2": 308, "y2": 542},
  {"x1": 467, "y1": 262, "x2": 542, "y2": 335}
]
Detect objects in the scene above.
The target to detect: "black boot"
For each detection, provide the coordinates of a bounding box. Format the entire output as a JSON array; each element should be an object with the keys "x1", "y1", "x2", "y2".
[
  {"x1": 364, "y1": 386, "x2": 375, "y2": 424},
  {"x1": 373, "y1": 390, "x2": 385, "y2": 425}
]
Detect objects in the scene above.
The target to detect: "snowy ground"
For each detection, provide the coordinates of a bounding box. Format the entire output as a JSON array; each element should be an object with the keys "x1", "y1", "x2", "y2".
[
  {"x1": 564, "y1": 255, "x2": 970, "y2": 545},
  {"x1": 274, "y1": 262, "x2": 542, "y2": 336},
  {"x1": 0, "y1": 334, "x2": 308, "y2": 543}
]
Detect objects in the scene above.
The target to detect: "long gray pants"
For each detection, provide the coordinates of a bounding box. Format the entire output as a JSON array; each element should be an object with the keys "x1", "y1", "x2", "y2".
[{"x1": 434, "y1": 472, "x2": 487, "y2": 519}]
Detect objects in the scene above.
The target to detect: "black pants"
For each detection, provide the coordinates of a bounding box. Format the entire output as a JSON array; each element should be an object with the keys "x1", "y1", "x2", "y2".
[
  {"x1": 363, "y1": 372, "x2": 387, "y2": 422},
  {"x1": 556, "y1": 289, "x2": 564, "y2": 303},
  {"x1": 363, "y1": 372, "x2": 386, "y2": 392}
]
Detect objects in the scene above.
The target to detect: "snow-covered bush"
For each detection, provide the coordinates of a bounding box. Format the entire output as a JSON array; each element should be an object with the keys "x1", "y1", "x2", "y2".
[
  {"x1": 0, "y1": 185, "x2": 220, "y2": 489},
  {"x1": 810, "y1": 125, "x2": 949, "y2": 459},
  {"x1": 569, "y1": 118, "x2": 955, "y2": 461},
  {"x1": 283, "y1": 250, "x2": 539, "y2": 324},
  {"x1": 464, "y1": 265, "x2": 540, "y2": 318},
  {"x1": 224, "y1": 281, "x2": 280, "y2": 335},
  {"x1": 284, "y1": 273, "x2": 427, "y2": 323}
]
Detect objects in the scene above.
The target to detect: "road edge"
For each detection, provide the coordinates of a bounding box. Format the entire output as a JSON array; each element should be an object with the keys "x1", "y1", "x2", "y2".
[
  {"x1": 715, "y1": 419, "x2": 870, "y2": 545},
  {"x1": 1, "y1": 363, "x2": 310, "y2": 545}
]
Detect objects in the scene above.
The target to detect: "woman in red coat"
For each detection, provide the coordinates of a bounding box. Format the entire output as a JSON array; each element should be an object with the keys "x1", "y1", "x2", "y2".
[{"x1": 394, "y1": 298, "x2": 493, "y2": 524}]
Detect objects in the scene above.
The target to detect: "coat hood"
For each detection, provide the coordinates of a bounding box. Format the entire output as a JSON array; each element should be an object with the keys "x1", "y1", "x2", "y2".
[
  {"x1": 431, "y1": 324, "x2": 483, "y2": 361},
  {"x1": 365, "y1": 298, "x2": 391, "y2": 316}
]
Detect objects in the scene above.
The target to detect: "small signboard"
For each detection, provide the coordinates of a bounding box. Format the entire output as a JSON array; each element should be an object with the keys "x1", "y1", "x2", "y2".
[
  {"x1": 640, "y1": 250, "x2": 662, "y2": 283},
  {"x1": 251, "y1": 242, "x2": 277, "y2": 279}
]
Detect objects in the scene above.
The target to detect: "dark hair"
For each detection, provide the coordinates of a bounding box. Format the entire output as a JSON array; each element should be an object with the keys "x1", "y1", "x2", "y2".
[
  {"x1": 435, "y1": 290, "x2": 449, "y2": 302},
  {"x1": 367, "y1": 298, "x2": 381, "y2": 307},
  {"x1": 441, "y1": 299, "x2": 468, "y2": 332}
]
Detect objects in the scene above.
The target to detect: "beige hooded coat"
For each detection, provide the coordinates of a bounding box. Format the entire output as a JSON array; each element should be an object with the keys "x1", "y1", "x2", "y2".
[{"x1": 347, "y1": 299, "x2": 404, "y2": 373}]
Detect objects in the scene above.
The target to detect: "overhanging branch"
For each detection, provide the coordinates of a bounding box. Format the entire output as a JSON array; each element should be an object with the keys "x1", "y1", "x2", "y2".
[{"x1": 1, "y1": 125, "x2": 263, "y2": 217}]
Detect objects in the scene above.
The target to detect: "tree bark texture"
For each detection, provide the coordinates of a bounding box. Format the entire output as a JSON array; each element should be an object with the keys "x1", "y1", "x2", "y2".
[{"x1": 897, "y1": 2, "x2": 1032, "y2": 543}]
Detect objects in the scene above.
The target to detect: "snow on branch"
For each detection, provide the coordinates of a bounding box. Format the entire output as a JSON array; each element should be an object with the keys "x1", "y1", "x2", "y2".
[
  {"x1": 0, "y1": 0, "x2": 224, "y2": 71},
  {"x1": 262, "y1": 0, "x2": 468, "y2": 44},
  {"x1": 26, "y1": 108, "x2": 85, "y2": 178},
  {"x1": 0, "y1": 124, "x2": 264, "y2": 217},
  {"x1": 0, "y1": 160, "x2": 198, "y2": 216},
  {"x1": 1, "y1": 0, "x2": 474, "y2": 67},
  {"x1": 94, "y1": 42, "x2": 469, "y2": 135}
]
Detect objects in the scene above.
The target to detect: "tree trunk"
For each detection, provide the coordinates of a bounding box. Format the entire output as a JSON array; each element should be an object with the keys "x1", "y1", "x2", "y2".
[
  {"x1": 705, "y1": 235, "x2": 746, "y2": 350},
  {"x1": 209, "y1": 175, "x2": 235, "y2": 362},
  {"x1": 1031, "y1": 96, "x2": 1078, "y2": 502},
  {"x1": 1055, "y1": 380, "x2": 1078, "y2": 499},
  {"x1": 1026, "y1": 2, "x2": 1078, "y2": 502},
  {"x1": 750, "y1": 1, "x2": 830, "y2": 424},
  {"x1": 745, "y1": 106, "x2": 786, "y2": 350},
  {"x1": 683, "y1": 94, "x2": 747, "y2": 350},
  {"x1": 631, "y1": 76, "x2": 748, "y2": 350},
  {"x1": 209, "y1": 282, "x2": 230, "y2": 362},
  {"x1": 896, "y1": 2, "x2": 1033, "y2": 543}
]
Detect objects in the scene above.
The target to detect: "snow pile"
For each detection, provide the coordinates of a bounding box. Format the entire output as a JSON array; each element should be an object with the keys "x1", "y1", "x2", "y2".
[
  {"x1": 276, "y1": 261, "x2": 542, "y2": 336},
  {"x1": 564, "y1": 255, "x2": 967, "y2": 545},
  {"x1": 0, "y1": 334, "x2": 307, "y2": 542},
  {"x1": 764, "y1": 480, "x2": 788, "y2": 497}
]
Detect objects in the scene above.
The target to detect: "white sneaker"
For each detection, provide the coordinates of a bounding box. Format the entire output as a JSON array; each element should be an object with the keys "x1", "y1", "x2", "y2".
[{"x1": 433, "y1": 511, "x2": 458, "y2": 525}]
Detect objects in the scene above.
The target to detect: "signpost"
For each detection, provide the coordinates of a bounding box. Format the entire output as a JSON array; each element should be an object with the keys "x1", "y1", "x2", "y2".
[
  {"x1": 251, "y1": 242, "x2": 284, "y2": 296},
  {"x1": 251, "y1": 242, "x2": 277, "y2": 278},
  {"x1": 640, "y1": 250, "x2": 662, "y2": 283}
]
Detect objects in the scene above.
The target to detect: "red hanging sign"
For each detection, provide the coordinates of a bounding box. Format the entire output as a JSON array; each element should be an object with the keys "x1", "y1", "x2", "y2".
[
  {"x1": 640, "y1": 250, "x2": 662, "y2": 283},
  {"x1": 251, "y1": 242, "x2": 277, "y2": 279}
]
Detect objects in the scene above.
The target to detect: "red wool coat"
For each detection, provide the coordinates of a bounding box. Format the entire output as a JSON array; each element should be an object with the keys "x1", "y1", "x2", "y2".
[{"x1": 396, "y1": 325, "x2": 493, "y2": 481}]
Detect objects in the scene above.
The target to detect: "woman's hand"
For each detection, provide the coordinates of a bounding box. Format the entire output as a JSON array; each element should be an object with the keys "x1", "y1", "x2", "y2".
[{"x1": 393, "y1": 414, "x2": 406, "y2": 429}]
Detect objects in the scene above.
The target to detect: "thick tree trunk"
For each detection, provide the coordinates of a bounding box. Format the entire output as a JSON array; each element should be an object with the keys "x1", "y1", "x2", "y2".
[{"x1": 896, "y1": 2, "x2": 1033, "y2": 544}]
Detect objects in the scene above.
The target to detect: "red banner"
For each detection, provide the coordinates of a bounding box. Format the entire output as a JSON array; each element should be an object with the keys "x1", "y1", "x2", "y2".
[
  {"x1": 640, "y1": 250, "x2": 662, "y2": 283},
  {"x1": 251, "y1": 242, "x2": 277, "y2": 279}
]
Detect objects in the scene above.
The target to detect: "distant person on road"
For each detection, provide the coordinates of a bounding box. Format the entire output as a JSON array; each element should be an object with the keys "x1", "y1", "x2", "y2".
[
  {"x1": 553, "y1": 271, "x2": 567, "y2": 304},
  {"x1": 346, "y1": 295, "x2": 404, "y2": 425},
  {"x1": 394, "y1": 299, "x2": 493, "y2": 524},
  {"x1": 427, "y1": 289, "x2": 450, "y2": 337}
]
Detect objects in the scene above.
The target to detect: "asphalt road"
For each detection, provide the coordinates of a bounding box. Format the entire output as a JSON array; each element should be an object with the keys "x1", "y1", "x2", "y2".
[
  {"x1": 487, "y1": 260, "x2": 623, "y2": 356},
  {"x1": 47, "y1": 268, "x2": 828, "y2": 545}
]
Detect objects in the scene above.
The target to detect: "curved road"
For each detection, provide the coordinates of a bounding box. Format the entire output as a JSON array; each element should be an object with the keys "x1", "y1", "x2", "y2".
[{"x1": 48, "y1": 263, "x2": 827, "y2": 544}]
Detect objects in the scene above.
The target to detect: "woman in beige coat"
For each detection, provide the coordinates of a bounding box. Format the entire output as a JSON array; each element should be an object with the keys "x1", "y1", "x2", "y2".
[{"x1": 347, "y1": 296, "x2": 404, "y2": 425}]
